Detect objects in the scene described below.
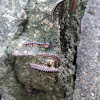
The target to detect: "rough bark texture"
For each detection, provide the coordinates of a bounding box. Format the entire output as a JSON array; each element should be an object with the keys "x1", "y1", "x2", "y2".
[
  {"x1": 73, "y1": 0, "x2": 100, "y2": 100},
  {"x1": 0, "y1": 0, "x2": 87, "y2": 100}
]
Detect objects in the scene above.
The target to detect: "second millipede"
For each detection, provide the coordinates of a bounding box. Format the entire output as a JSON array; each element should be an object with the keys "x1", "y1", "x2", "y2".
[
  {"x1": 23, "y1": 42, "x2": 50, "y2": 48},
  {"x1": 28, "y1": 63, "x2": 59, "y2": 73},
  {"x1": 37, "y1": 53, "x2": 60, "y2": 67}
]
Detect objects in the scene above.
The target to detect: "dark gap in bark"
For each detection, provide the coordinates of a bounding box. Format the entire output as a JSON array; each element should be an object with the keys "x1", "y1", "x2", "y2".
[
  {"x1": 73, "y1": 45, "x2": 77, "y2": 89},
  {"x1": 0, "y1": 94, "x2": 1, "y2": 99}
]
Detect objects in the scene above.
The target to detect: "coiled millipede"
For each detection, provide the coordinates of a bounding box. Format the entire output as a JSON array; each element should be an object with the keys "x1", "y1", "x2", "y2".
[
  {"x1": 51, "y1": 0, "x2": 64, "y2": 22},
  {"x1": 37, "y1": 53, "x2": 60, "y2": 67}
]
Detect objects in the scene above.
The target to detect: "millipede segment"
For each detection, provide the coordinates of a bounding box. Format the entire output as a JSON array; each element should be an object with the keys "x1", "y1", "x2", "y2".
[
  {"x1": 70, "y1": 0, "x2": 77, "y2": 14},
  {"x1": 28, "y1": 63, "x2": 59, "y2": 73},
  {"x1": 51, "y1": 0, "x2": 64, "y2": 22},
  {"x1": 23, "y1": 42, "x2": 50, "y2": 48},
  {"x1": 37, "y1": 53, "x2": 60, "y2": 67}
]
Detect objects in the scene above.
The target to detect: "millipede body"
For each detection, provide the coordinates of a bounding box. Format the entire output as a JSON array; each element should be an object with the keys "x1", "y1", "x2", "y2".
[
  {"x1": 23, "y1": 42, "x2": 50, "y2": 48},
  {"x1": 70, "y1": 0, "x2": 77, "y2": 13},
  {"x1": 51, "y1": 0, "x2": 64, "y2": 22},
  {"x1": 28, "y1": 63, "x2": 59, "y2": 73},
  {"x1": 37, "y1": 53, "x2": 60, "y2": 67}
]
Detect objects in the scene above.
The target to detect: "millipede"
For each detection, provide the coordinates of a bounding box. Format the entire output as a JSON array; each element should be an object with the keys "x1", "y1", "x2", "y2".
[
  {"x1": 70, "y1": 0, "x2": 77, "y2": 14},
  {"x1": 51, "y1": 0, "x2": 64, "y2": 22},
  {"x1": 37, "y1": 53, "x2": 60, "y2": 67},
  {"x1": 28, "y1": 63, "x2": 59, "y2": 73},
  {"x1": 23, "y1": 42, "x2": 50, "y2": 48}
]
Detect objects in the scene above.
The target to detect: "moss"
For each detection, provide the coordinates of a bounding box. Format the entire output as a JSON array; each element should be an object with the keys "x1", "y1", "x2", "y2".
[{"x1": 0, "y1": 0, "x2": 88, "y2": 100}]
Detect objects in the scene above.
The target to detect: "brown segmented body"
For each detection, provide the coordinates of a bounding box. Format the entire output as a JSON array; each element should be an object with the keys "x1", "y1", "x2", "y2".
[
  {"x1": 37, "y1": 53, "x2": 60, "y2": 67},
  {"x1": 28, "y1": 63, "x2": 59, "y2": 73},
  {"x1": 71, "y1": 0, "x2": 77, "y2": 13},
  {"x1": 23, "y1": 42, "x2": 50, "y2": 48},
  {"x1": 51, "y1": 0, "x2": 64, "y2": 22}
]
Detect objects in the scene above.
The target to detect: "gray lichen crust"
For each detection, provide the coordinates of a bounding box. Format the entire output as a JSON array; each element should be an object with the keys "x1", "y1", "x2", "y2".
[{"x1": 0, "y1": 88, "x2": 16, "y2": 100}]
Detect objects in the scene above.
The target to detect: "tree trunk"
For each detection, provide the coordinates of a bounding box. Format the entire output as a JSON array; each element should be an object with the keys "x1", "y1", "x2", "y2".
[{"x1": 0, "y1": 0, "x2": 88, "y2": 100}]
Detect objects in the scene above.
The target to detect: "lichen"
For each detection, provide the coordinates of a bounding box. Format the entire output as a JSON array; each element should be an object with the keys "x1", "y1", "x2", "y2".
[{"x1": 0, "y1": 0, "x2": 87, "y2": 99}]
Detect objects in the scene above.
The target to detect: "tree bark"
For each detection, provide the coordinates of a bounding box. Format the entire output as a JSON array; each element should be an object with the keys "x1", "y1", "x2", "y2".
[{"x1": 0, "y1": 0, "x2": 88, "y2": 100}]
